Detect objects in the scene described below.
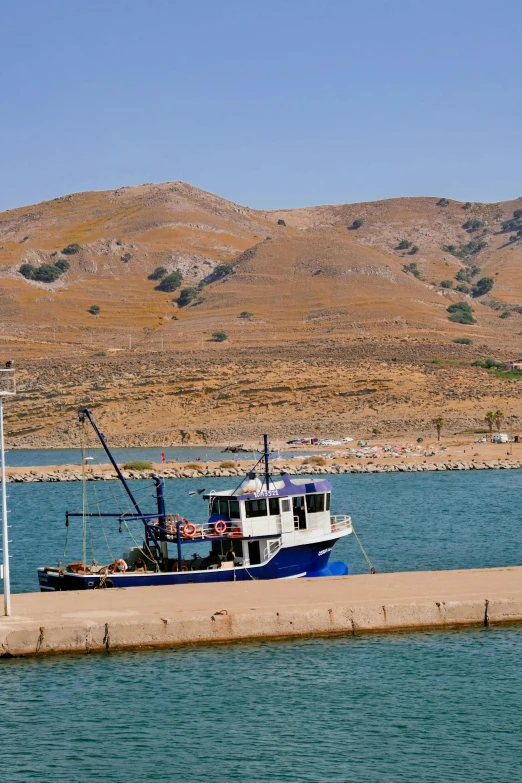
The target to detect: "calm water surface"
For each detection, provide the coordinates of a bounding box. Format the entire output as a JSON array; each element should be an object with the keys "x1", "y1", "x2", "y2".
[
  {"x1": 5, "y1": 446, "x2": 307, "y2": 466},
  {"x1": 2, "y1": 462, "x2": 522, "y2": 781},
  {"x1": 1, "y1": 629, "x2": 521, "y2": 782}
]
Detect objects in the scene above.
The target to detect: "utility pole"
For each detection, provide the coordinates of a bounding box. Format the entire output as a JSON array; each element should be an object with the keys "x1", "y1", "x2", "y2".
[{"x1": 0, "y1": 366, "x2": 15, "y2": 616}]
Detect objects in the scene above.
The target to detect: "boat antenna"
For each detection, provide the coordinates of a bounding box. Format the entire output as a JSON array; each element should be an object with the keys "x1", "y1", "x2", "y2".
[
  {"x1": 263, "y1": 433, "x2": 271, "y2": 490},
  {"x1": 78, "y1": 408, "x2": 144, "y2": 518}
]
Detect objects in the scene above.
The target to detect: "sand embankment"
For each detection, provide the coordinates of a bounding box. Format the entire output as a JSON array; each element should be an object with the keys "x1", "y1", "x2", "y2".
[{"x1": 1, "y1": 567, "x2": 521, "y2": 657}]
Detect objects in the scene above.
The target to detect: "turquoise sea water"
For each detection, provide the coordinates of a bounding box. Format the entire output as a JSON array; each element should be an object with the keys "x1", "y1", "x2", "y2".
[
  {"x1": 6, "y1": 468, "x2": 522, "y2": 592},
  {"x1": 1, "y1": 629, "x2": 521, "y2": 782},
  {"x1": 5, "y1": 446, "x2": 309, "y2": 466},
  {"x1": 2, "y1": 466, "x2": 522, "y2": 781}
]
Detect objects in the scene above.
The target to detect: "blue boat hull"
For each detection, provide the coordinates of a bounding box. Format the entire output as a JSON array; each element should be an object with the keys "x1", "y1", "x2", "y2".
[{"x1": 38, "y1": 538, "x2": 348, "y2": 591}]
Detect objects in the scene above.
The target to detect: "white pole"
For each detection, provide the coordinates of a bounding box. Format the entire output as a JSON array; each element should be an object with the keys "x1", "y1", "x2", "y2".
[{"x1": 0, "y1": 396, "x2": 11, "y2": 616}]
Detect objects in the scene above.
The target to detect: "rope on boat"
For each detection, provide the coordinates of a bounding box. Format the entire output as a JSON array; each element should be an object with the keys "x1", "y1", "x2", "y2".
[
  {"x1": 122, "y1": 518, "x2": 159, "y2": 571},
  {"x1": 351, "y1": 524, "x2": 377, "y2": 574}
]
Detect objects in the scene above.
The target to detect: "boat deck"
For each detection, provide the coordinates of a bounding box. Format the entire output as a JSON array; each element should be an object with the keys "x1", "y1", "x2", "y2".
[{"x1": 2, "y1": 566, "x2": 522, "y2": 657}]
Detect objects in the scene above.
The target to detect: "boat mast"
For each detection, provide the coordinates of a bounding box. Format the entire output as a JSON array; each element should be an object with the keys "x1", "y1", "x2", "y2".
[{"x1": 263, "y1": 433, "x2": 271, "y2": 491}]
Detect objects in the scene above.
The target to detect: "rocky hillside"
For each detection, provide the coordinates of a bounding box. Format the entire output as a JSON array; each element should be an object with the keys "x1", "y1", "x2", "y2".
[{"x1": 1, "y1": 183, "x2": 522, "y2": 444}]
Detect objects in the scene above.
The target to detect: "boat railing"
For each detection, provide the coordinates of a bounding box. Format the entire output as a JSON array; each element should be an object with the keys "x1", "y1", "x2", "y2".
[
  {"x1": 164, "y1": 517, "x2": 243, "y2": 540},
  {"x1": 330, "y1": 515, "x2": 353, "y2": 533}
]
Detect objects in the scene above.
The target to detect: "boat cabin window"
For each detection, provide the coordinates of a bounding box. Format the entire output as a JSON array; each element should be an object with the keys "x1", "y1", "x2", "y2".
[
  {"x1": 306, "y1": 493, "x2": 325, "y2": 513},
  {"x1": 268, "y1": 497, "x2": 280, "y2": 515},
  {"x1": 281, "y1": 498, "x2": 291, "y2": 513},
  {"x1": 326, "y1": 493, "x2": 330, "y2": 511},
  {"x1": 245, "y1": 499, "x2": 267, "y2": 518},
  {"x1": 209, "y1": 497, "x2": 240, "y2": 519}
]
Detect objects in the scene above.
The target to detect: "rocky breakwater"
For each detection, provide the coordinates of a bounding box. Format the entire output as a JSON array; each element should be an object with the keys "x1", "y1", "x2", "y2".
[{"x1": 5, "y1": 458, "x2": 522, "y2": 483}]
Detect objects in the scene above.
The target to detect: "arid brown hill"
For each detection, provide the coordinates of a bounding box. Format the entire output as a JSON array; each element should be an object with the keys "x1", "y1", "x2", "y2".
[
  {"x1": 1, "y1": 183, "x2": 522, "y2": 445},
  {"x1": 1, "y1": 182, "x2": 522, "y2": 357}
]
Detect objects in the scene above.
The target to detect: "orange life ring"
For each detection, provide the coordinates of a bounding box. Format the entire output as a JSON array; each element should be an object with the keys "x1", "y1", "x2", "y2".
[
  {"x1": 182, "y1": 522, "x2": 197, "y2": 538},
  {"x1": 214, "y1": 520, "x2": 227, "y2": 535}
]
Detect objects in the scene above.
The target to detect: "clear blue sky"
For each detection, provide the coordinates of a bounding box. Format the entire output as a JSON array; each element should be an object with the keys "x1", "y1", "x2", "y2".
[{"x1": 1, "y1": 0, "x2": 521, "y2": 211}]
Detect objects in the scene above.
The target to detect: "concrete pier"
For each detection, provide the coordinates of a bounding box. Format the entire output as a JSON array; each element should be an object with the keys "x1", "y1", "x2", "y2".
[{"x1": 1, "y1": 567, "x2": 521, "y2": 657}]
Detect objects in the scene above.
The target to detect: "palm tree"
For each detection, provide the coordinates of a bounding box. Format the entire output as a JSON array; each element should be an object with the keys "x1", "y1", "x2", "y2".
[
  {"x1": 485, "y1": 411, "x2": 495, "y2": 438},
  {"x1": 433, "y1": 417, "x2": 444, "y2": 441},
  {"x1": 494, "y1": 408, "x2": 505, "y2": 433}
]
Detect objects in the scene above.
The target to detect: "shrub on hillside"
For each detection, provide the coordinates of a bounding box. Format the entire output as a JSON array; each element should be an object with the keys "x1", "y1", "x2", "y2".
[
  {"x1": 472, "y1": 358, "x2": 503, "y2": 369},
  {"x1": 19, "y1": 263, "x2": 36, "y2": 279},
  {"x1": 62, "y1": 243, "x2": 81, "y2": 255},
  {"x1": 440, "y1": 280, "x2": 453, "y2": 288},
  {"x1": 447, "y1": 301, "x2": 476, "y2": 324},
  {"x1": 397, "y1": 239, "x2": 412, "y2": 250},
  {"x1": 455, "y1": 283, "x2": 471, "y2": 294},
  {"x1": 19, "y1": 261, "x2": 68, "y2": 282},
  {"x1": 408, "y1": 245, "x2": 419, "y2": 255},
  {"x1": 89, "y1": 304, "x2": 100, "y2": 315},
  {"x1": 463, "y1": 202, "x2": 472, "y2": 210},
  {"x1": 500, "y1": 310, "x2": 511, "y2": 319},
  {"x1": 436, "y1": 198, "x2": 450, "y2": 207},
  {"x1": 211, "y1": 331, "x2": 228, "y2": 342},
  {"x1": 445, "y1": 240, "x2": 487, "y2": 259},
  {"x1": 148, "y1": 266, "x2": 168, "y2": 280},
  {"x1": 472, "y1": 277, "x2": 494, "y2": 297},
  {"x1": 455, "y1": 268, "x2": 471, "y2": 283},
  {"x1": 32, "y1": 264, "x2": 63, "y2": 282},
  {"x1": 239, "y1": 311, "x2": 254, "y2": 319},
  {"x1": 348, "y1": 219, "x2": 364, "y2": 230},
  {"x1": 121, "y1": 252, "x2": 132, "y2": 262},
  {"x1": 54, "y1": 258, "x2": 70, "y2": 272},
  {"x1": 453, "y1": 337, "x2": 472, "y2": 344},
  {"x1": 449, "y1": 311, "x2": 476, "y2": 324},
  {"x1": 462, "y1": 218, "x2": 485, "y2": 232},
  {"x1": 514, "y1": 209, "x2": 522, "y2": 219},
  {"x1": 277, "y1": 219, "x2": 286, "y2": 226},
  {"x1": 156, "y1": 270, "x2": 183, "y2": 292},
  {"x1": 402, "y1": 262, "x2": 420, "y2": 278},
  {"x1": 177, "y1": 287, "x2": 198, "y2": 306},
  {"x1": 213, "y1": 263, "x2": 234, "y2": 279}
]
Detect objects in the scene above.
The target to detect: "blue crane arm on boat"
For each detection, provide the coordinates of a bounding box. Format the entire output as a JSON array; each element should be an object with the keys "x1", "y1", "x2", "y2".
[{"x1": 77, "y1": 407, "x2": 162, "y2": 559}]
